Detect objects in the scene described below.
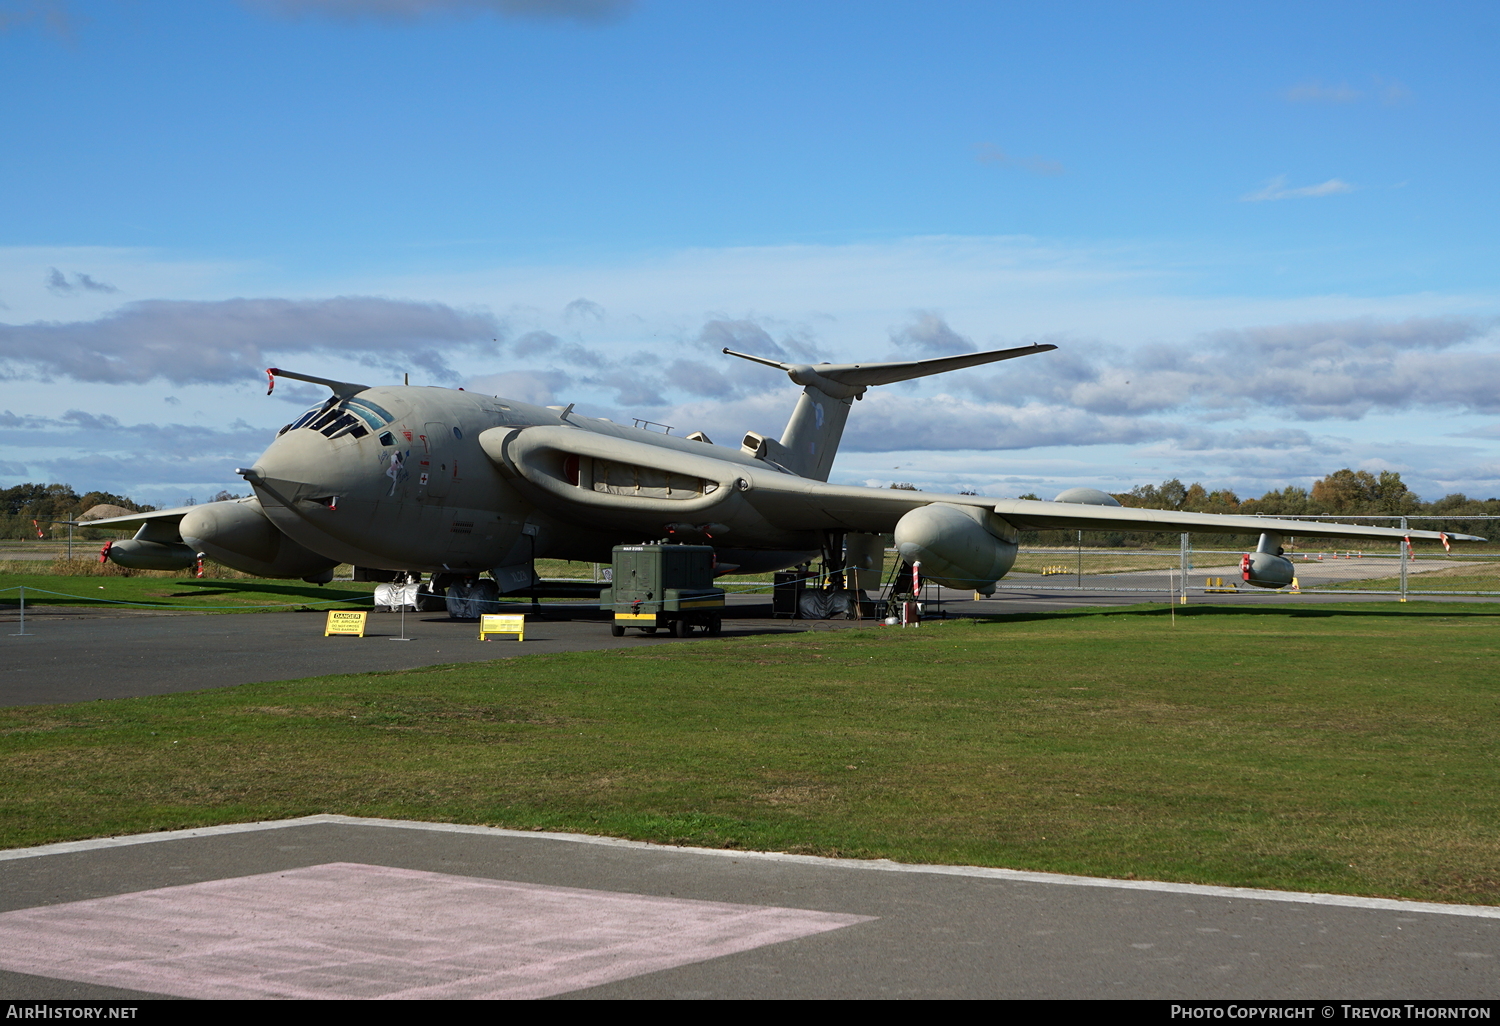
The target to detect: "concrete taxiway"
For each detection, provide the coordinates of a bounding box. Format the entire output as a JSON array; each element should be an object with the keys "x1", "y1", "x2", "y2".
[
  {"x1": 0, "y1": 602, "x2": 805, "y2": 707},
  {"x1": 2, "y1": 816, "x2": 1497, "y2": 1000},
  {"x1": 3, "y1": 585, "x2": 1497, "y2": 707}
]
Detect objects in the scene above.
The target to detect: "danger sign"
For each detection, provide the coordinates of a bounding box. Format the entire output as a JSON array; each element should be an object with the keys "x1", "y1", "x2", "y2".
[{"x1": 325, "y1": 610, "x2": 369, "y2": 637}]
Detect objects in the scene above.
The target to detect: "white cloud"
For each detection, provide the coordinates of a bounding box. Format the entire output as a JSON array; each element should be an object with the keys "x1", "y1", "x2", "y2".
[
  {"x1": 664, "y1": 359, "x2": 737, "y2": 398},
  {"x1": 1241, "y1": 175, "x2": 1355, "y2": 202},
  {"x1": 888, "y1": 310, "x2": 976, "y2": 357},
  {"x1": 966, "y1": 316, "x2": 1500, "y2": 421},
  {"x1": 562, "y1": 297, "x2": 605, "y2": 321},
  {"x1": 974, "y1": 143, "x2": 1065, "y2": 176},
  {"x1": 3, "y1": 409, "x2": 270, "y2": 458},
  {"x1": 466, "y1": 370, "x2": 572, "y2": 406},
  {"x1": 3, "y1": 408, "x2": 279, "y2": 503},
  {"x1": 511, "y1": 330, "x2": 561, "y2": 357},
  {"x1": 46, "y1": 267, "x2": 118, "y2": 295},
  {"x1": 7, "y1": 236, "x2": 1497, "y2": 502},
  {"x1": 0, "y1": 296, "x2": 502, "y2": 385},
  {"x1": 0, "y1": 246, "x2": 259, "y2": 323},
  {"x1": 338, "y1": 235, "x2": 1496, "y2": 359},
  {"x1": 1282, "y1": 76, "x2": 1412, "y2": 107},
  {"x1": 0, "y1": 0, "x2": 75, "y2": 38},
  {"x1": 693, "y1": 317, "x2": 821, "y2": 363}
]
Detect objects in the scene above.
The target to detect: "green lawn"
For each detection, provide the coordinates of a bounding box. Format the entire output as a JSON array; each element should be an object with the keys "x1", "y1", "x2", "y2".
[
  {"x1": 0, "y1": 571, "x2": 377, "y2": 611},
  {"x1": 3, "y1": 602, "x2": 1497, "y2": 905},
  {"x1": 1326, "y1": 560, "x2": 1500, "y2": 594}
]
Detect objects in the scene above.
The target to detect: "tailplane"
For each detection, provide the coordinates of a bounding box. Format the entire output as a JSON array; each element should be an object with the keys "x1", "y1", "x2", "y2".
[{"x1": 724, "y1": 342, "x2": 1056, "y2": 481}]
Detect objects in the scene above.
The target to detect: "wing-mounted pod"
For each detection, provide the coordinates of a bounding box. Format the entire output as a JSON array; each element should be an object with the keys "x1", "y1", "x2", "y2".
[
  {"x1": 893, "y1": 502, "x2": 1020, "y2": 595},
  {"x1": 724, "y1": 343, "x2": 1056, "y2": 481},
  {"x1": 1241, "y1": 533, "x2": 1296, "y2": 589},
  {"x1": 84, "y1": 508, "x2": 200, "y2": 571},
  {"x1": 84, "y1": 498, "x2": 337, "y2": 581},
  {"x1": 180, "y1": 498, "x2": 340, "y2": 580},
  {"x1": 101, "y1": 530, "x2": 200, "y2": 572}
]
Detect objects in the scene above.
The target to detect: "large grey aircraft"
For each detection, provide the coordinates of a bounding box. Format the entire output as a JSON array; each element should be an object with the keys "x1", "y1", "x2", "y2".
[{"x1": 85, "y1": 345, "x2": 1481, "y2": 604}]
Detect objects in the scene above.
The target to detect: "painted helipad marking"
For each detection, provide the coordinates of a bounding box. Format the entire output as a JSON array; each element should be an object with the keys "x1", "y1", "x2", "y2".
[
  {"x1": 0, "y1": 862, "x2": 872, "y2": 1000},
  {"x1": 5, "y1": 814, "x2": 1499, "y2": 921}
]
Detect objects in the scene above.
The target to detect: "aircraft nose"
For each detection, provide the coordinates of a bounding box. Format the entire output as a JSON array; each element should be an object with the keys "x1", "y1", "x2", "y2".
[{"x1": 239, "y1": 425, "x2": 358, "y2": 505}]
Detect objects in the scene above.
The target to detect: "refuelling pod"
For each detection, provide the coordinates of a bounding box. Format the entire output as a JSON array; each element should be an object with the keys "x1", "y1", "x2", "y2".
[
  {"x1": 179, "y1": 499, "x2": 339, "y2": 580},
  {"x1": 1053, "y1": 487, "x2": 1121, "y2": 507},
  {"x1": 1242, "y1": 551, "x2": 1296, "y2": 589},
  {"x1": 1241, "y1": 533, "x2": 1295, "y2": 589},
  {"x1": 100, "y1": 538, "x2": 198, "y2": 571},
  {"x1": 893, "y1": 502, "x2": 1018, "y2": 595}
]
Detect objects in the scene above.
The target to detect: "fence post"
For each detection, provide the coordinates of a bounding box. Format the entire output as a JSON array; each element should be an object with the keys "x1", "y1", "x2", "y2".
[
  {"x1": 12, "y1": 585, "x2": 31, "y2": 636},
  {"x1": 1399, "y1": 516, "x2": 1409, "y2": 603},
  {"x1": 1180, "y1": 533, "x2": 1190, "y2": 604}
]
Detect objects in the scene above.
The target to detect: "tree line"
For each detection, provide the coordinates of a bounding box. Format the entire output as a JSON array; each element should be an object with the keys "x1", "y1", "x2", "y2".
[
  {"x1": 1109, "y1": 468, "x2": 1498, "y2": 520},
  {"x1": 1016, "y1": 468, "x2": 1500, "y2": 548},
  {"x1": 1, "y1": 483, "x2": 237, "y2": 540}
]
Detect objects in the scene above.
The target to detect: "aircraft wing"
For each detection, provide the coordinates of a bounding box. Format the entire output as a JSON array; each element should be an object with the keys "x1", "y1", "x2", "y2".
[
  {"x1": 476, "y1": 425, "x2": 1483, "y2": 545},
  {"x1": 742, "y1": 477, "x2": 1486, "y2": 544},
  {"x1": 69, "y1": 506, "x2": 196, "y2": 533},
  {"x1": 987, "y1": 496, "x2": 1484, "y2": 543}
]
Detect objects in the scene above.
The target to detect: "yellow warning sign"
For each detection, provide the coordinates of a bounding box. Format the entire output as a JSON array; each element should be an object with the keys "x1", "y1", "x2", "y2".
[
  {"x1": 325, "y1": 610, "x2": 368, "y2": 637},
  {"x1": 479, "y1": 613, "x2": 525, "y2": 641}
]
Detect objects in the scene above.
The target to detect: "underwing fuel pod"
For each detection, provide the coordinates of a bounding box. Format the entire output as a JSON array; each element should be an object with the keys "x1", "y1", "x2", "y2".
[{"x1": 1241, "y1": 534, "x2": 1297, "y2": 589}]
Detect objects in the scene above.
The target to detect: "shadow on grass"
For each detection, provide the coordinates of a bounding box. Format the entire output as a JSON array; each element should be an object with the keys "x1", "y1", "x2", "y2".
[
  {"x1": 964, "y1": 601, "x2": 1500, "y2": 626},
  {"x1": 167, "y1": 579, "x2": 371, "y2": 599},
  {"x1": 0, "y1": 576, "x2": 374, "y2": 609}
]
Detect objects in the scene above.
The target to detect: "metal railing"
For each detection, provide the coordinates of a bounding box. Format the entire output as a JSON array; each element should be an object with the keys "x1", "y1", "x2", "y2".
[{"x1": 993, "y1": 517, "x2": 1500, "y2": 600}]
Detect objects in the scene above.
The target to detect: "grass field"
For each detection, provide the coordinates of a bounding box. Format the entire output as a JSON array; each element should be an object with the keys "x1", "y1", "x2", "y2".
[
  {"x1": 3, "y1": 602, "x2": 1497, "y2": 905},
  {"x1": 1327, "y1": 560, "x2": 1500, "y2": 594},
  {"x1": 0, "y1": 570, "x2": 379, "y2": 611}
]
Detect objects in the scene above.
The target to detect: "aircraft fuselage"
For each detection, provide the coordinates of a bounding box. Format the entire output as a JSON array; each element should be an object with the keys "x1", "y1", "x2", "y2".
[{"x1": 246, "y1": 386, "x2": 817, "y2": 576}]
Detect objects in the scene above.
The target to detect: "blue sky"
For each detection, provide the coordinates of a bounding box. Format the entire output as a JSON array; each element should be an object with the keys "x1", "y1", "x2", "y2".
[{"x1": 3, "y1": 0, "x2": 1498, "y2": 506}]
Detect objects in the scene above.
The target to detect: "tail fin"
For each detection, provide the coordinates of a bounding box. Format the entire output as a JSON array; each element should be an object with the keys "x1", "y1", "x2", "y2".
[{"x1": 724, "y1": 343, "x2": 1056, "y2": 481}]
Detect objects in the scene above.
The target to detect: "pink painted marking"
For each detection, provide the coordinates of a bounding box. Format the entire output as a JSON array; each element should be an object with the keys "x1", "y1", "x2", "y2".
[{"x1": 0, "y1": 862, "x2": 873, "y2": 999}]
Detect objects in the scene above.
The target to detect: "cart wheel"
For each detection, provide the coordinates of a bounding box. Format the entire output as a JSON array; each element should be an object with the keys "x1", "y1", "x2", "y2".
[
  {"x1": 669, "y1": 618, "x2": 688, "y2": 638},
  {"x1": 610, "y1": 623, "x2": 625, "y2": 637},
  {"x1": 708, "y1": 615, "x2": 722, "y2": 636},
  {"x1": 641, "y1": 627, "x2": 657, "y2": 635}
]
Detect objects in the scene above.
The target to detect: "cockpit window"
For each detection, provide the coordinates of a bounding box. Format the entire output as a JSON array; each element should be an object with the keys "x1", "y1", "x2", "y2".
[
  {"x1": 342, "y1": 406, "x2": 382, "y2": 431},
  {"x1": 347, "y1": 397, "x2": 394, "y2": 425},
  {"x1": 286, "y1": 396, "x2": 391, "y2": 440},
  {"x1": 288, "y1": 403, "x2": 329, "y2": 431},
  {"x1": 309, "y1": 407, "x2": 345, "y2": 433},
  {"x1": 318, "y1": 411, "x2": 367, "y2": 439}
]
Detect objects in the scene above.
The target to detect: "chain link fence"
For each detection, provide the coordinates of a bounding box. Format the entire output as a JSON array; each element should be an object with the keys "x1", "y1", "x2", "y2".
[{"x1": 995, "y1": 516, "x2": 1500, "y2": 600}]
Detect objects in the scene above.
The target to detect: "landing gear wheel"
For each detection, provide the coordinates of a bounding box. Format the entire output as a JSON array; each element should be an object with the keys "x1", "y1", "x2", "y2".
[
  {"x1": 610, "y1": 623, "x2": 625, "y2": 637},
  {"x1": 669, "y1": 618, "x2": 688, "y2": 638}
]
